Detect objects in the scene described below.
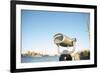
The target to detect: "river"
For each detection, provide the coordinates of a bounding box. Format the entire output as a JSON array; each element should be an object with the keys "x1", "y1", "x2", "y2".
[{"x1": 21, "y1": 56, "x2": 59, "y2": 63}]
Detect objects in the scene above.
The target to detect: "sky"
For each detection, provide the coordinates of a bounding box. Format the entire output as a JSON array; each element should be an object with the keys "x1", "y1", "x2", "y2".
[{"x1": 21, "y1": 10, "x2": 90, "y2": 55}]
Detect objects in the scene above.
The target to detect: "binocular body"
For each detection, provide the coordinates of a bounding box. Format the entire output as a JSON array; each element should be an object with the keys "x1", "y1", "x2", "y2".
[{"x1": 54, "y1": 33, "x2": 76, "y2": 47}]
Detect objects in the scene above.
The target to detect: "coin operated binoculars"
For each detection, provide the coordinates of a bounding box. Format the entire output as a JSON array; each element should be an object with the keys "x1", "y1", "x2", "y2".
[{"x1": 53, "y1": 33, "x2": 77, "y2": 61}]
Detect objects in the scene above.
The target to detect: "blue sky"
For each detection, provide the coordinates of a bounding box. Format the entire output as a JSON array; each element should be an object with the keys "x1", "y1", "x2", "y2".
[{"x1": 21, "y1": 10, "x2": 90, "y2": 54}]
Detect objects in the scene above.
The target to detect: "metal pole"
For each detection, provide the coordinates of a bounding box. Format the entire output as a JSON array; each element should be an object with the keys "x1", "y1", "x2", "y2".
[
  {"x1": 86, "y1": 15, "x2": 90, "y2": 48},
  {"x1": 57, "y1": 44, "x2": 60, "y2": 56}
]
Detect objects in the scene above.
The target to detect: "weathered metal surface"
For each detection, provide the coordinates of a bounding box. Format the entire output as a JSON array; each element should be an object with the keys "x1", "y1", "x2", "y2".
[{"x1": 54, "y1": 33, "x2": 76, "y2": 47}]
